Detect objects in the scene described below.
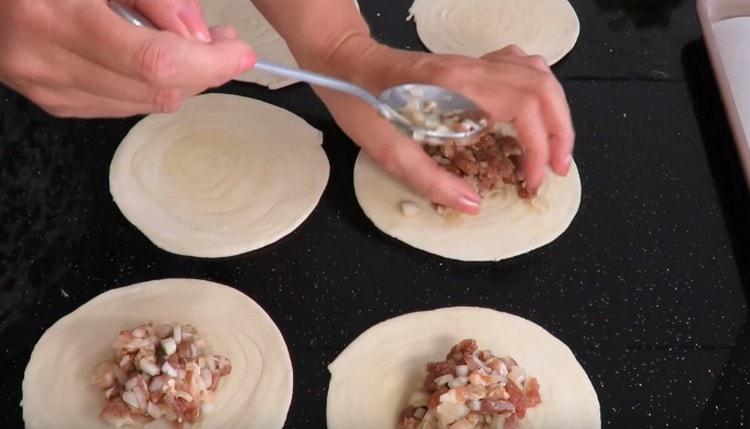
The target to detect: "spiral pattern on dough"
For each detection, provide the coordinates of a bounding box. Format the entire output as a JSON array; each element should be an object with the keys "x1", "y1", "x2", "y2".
[
  {"x1": 409, "y1": 0, "x2": 580, "y2": 64},
  {"x1": 110, "y1": 94, "x2": 329, "y2": 258}
]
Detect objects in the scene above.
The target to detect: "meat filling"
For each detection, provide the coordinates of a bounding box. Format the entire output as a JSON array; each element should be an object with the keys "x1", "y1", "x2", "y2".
[
  {"x1": 93, "y1": 323, "x2": 231, "y2": 428},
  {"x1": 424, "y1": 133, "x2": 535, "y2": 199},
  {"x1": 398, "y1": 339, "x2": 541, "y2": 429}
]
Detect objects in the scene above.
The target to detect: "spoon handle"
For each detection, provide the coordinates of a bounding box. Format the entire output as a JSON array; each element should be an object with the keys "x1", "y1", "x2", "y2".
[
  {"x1": 253, "y1": 61, "x2": 382, "y2": 111},
  {"x1": 107, "y1": 0, "x2": 385, "y2": 114}
]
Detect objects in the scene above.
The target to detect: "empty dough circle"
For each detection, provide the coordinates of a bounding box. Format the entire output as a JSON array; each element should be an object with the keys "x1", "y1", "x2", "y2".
[
  {"x1": 201, "y1": 0, "x2": 359, "y2": 89},
  {"x1": 409, "y1": 0, "x2": 580, "y2": 65},
  {"x1": 353, "y1": 150, "x2": 581, "y2": 261},
  {"x1": 22, "y1": 278, "x2": 293, "y2": 429},
  {"x1": 327, "y1": 307, "x2": 600, "y2": 429},
  {"x1": 110, "y1": 93, "x2": 329, "y2": 258}
]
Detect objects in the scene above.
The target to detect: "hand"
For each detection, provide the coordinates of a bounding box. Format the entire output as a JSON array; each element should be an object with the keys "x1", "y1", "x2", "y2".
[
  {"x1": 312, "y1": 37, "x2": 574, "y2": 214},
  {"x1": 0, "y1": 0, "x2": 255, "y2": 118}
]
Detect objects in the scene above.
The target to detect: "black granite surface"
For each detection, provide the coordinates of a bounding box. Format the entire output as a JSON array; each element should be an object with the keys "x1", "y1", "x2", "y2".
[{"x1": 1, "y1": 0, "x2": 749, "y2": 427}]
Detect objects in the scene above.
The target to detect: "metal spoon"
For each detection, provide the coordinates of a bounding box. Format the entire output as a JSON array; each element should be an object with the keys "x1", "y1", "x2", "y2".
[{"x1": 108, "y1": 0, "x2": 488, "y2": 143}]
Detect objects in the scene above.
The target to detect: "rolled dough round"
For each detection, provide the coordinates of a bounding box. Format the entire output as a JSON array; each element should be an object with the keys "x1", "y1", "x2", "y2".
[
  {"x1": 327, "y1": 307, "x2": 600, "y2": 429},
  {"x1": 22, "y1": 278, "x2": 293, "y2": 429},
  {"x1": 200, "y1": 0, "x2": 359, "y2": 89},
  {"x1": 352, "y1": 150, "x2": 581, "y2": 261},
  {"x1": 408, "y1": 0, "x2": 580, "y2": 65},
  {"x1": 110, "y1": 93, "x2": 329, "y2": 258}
]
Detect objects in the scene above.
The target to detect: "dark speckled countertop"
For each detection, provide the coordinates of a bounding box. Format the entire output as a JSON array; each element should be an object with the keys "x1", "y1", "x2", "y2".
[{"x1": 1, "y1": 0, "x2": 749, "y2": 428}]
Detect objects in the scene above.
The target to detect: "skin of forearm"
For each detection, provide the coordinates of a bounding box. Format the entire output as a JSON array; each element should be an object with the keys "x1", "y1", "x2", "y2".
[{"x1": 250, "y1": 0, "x2": 382, "y2": 81}]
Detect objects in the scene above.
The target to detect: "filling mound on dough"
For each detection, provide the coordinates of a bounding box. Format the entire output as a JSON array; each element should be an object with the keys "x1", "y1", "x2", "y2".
[
  {"x1": 398, "y1": 339, "x2": 541, "y2": 429},
  {"x1": 93, "y1": 323, "x2": 231, "y2": 428},
  {"x1": 425, "y1": 133, "x2": 534, "y2": 200}
]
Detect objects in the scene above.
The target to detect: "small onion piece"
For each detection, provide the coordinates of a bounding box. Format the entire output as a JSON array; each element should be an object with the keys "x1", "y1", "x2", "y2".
[{"x1": 140, "y1": 358, "x2": 161, "y2": 376}]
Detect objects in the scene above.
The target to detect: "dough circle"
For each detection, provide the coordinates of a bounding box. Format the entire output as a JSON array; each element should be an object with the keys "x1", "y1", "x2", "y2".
[
  {"x1": 327, "y1": 307, "x2": 600, "y2": 429},
  {"x1": 110, "y1": 93, "x2": 329, "y2": 258},
  {"x1": 409, "y1": 0, "x2": 580, "y2": 65},
  {"x1": 22, "y1": 278, "x2": 293, "y2": 429},
  {"x1": 200, "y1": 0, "x2": 359, "y2": 89},
  {"x1": 352, "y1": 150, "x2": 582, "y2": 261}
]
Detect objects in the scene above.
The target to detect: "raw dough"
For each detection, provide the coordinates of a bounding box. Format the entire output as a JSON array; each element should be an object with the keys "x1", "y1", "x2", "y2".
[
  {"x1": 352, "y1": 147, "x2": 581, "y2": 261},
  {"x1": 110, "y1": 93, "x2": 329, "y2": 258},
  {"x1": 22, "y1": 278, "x2": 293, "y2": 429},
  {"x1": 200, "y1": 0, "x2": 360, "y2": 89},
  {"x1": 408, "y1": 0, "x2": 580, "y2": 65},
  {"x1": 327, "y1": 307, "x2": 600, "y2": 429}
]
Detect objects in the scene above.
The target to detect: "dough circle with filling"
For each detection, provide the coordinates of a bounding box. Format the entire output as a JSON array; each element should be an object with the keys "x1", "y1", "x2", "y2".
[
  {"x1": 327, "y1": 307, "x2": 600, "y2": 429},
  {"x1": 110, "y1": 93, "x2": 329, "y2": 258},
  {"x1": 409, "y1": 0, "x2": 580, "y2": 65},
  {"x1": 352, "y1": 149, "x2": 581, "y2": 262},
  {"x1": 22, "y1": 278, "x2": 293, "y2": 429},
  {"x1": 200, "y1": 0, "x2": 359, "y2": 89}
]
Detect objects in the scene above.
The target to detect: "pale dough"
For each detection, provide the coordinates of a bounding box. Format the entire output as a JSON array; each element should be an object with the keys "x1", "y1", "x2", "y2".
[
  {"x1": 352, "y1": 149, "x2": 582, "y2": 262},
  {"x1": 200, "y1": 0, "x2": 360, "y2": 89},
  {"x1": 110, "y1": 93, "x2": 329, "y2": 258},
  {"x1": 22, "y1": 278, "x2": 293, "y2": 429},
  {"x1": 408, "y1": 0, "x2": 580, "y2": 65},
  {"x1": 327, "y1": 307, "x2": 600, "y2": 429}
]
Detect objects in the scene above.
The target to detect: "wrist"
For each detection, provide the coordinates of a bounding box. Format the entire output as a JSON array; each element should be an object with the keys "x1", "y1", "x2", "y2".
[{"x1": 296, "y1": 33, "x2": 398, "y2": 93}]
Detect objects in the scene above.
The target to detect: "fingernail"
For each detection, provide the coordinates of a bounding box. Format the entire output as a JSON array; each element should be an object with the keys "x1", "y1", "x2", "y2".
[
  {"x1": 457, "y1": 193, "x2": 481, "y2": 214},
  {"x1": 562, "y1": 154, "x2": 572, "y2": 175},
  {"x1": 240, "y1": 52, "x2": 256, "y2": 70}
]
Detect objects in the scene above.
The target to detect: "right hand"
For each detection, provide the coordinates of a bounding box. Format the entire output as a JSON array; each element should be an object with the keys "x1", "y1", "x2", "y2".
[{"x1": 0, "y1": 0, "x2": 255, "y2": 118}]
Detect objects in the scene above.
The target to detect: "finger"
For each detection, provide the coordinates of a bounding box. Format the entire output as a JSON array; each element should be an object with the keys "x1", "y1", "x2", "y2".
[
  {"x1": 482, "y1": 46, "x2": 549, "y2": 72},
  {"x1": 74, "y1": 2, "x2": 254, "y2": 87},
  {"x1": 373, "y1": 140, "x2": 483, "y2": 214},
  {"x1": 209, "y1": 25, "x2": 239, "y2": 41},
  {"x1": 539, "y1": 83, "x2": 574, "y2": 176},
  {"x1": 26, "y1": 85, "x2": 158, "y2": 118},
  {"x1": 126, "y1": 0, "x2": 211, "y2": 42},
  {"x1": 514, "y1": 102, "x2": 551, "y2": 191},
  {"x1": 29, "y1": 43, "x2": 197, "y2": 113}
]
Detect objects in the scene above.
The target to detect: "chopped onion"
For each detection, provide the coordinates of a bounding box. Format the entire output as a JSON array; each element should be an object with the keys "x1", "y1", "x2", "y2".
[
  {"x1": 201, "y1": 369, "x2": 213, "y2": 391},
  {"x1": 414, "y1": 407, "x2": 427, "y2": 419},
  {"x1": 133, "y1": 387, "x2": 148, "y2": 409},
  {"x1": 173, "y1": 325, "x2": 182, "y2": 344},
  {"x1": 508, "y1": 365, "x2": 525, "y2": 384},
  {"x1": 468, "y1": 400, "x2": 482, "y2": 412},
  {"x1": 147, "y1": 402, "x2": 163, "y2": 419},
  {"x1": 149, "y1": 376, "x2": 164, "y2": 392},
  {"x1": 160, "y1": 338, "x2": 177, "y2": 356},
  {"x1": 456, "y1": 365, "x2": 469, "y2": 377},
  {"x1": 140, "y1": 358, "x2": 161, "y2": 376},
  {"x1": 161, "y1": 362, "x2": 178, "y2": 378},
  {"x1": 434, "y1": 374, "x2": 454, "y2": 386},
  {"x1": 125, "y1": 376, "x2": 139, "y2": 391},
  {"x1": 122, "y1": 391, "x2": 139, "y2": 409},
  {"x1": 132, "y1": 327, "x2": 146, "y2": 338},
  {"x1": 177, "y1": 369, "x2": 187, "y2": 380},
  {"x1": 448, "y1": 376, "x2": 468, "y2": 389}
]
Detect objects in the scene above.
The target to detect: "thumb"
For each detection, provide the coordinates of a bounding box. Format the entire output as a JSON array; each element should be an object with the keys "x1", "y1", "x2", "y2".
[
  {"x1": 130, "y1": 31, "x2": 255, "y2": 88},
  {"x1": 370, "y1": 139, "x2": 482, "y2": 215}
]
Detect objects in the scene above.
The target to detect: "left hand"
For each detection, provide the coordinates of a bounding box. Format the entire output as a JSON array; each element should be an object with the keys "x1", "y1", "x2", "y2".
[{"x1": 309, "y1": 37, "x2": 575, "y2": 214}]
